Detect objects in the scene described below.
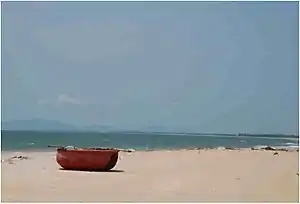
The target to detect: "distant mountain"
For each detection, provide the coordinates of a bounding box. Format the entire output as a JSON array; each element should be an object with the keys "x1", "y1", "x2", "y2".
[
  {"x1": 2, "y1": 119, "x2": 298, "y2": 137},
  {"x1": 1, "y1": 119, "x2": 78, "y2": 131},
  {"x1": 82, "y1": 125, "x2": 115, "y2": 132}
]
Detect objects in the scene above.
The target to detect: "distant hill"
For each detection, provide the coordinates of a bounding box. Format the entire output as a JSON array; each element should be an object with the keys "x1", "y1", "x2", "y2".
[
  {"x1": 1, "y1": 119, "x2": 78, "y2": 131},
  {"x1": 82, "y1": 125, "x2": 115, "y2": 132},
  {"x1": 1, "y1": 119, "x2": 298, "y2": 137},
  {"x1": 1, "y1": 119, "x2": 126, "y2": 132}
]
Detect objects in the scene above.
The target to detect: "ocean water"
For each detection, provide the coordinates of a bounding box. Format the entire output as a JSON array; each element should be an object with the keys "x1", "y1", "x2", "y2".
[{"x1": 1, "y1": 131, "x2": 299, "y2": 151}]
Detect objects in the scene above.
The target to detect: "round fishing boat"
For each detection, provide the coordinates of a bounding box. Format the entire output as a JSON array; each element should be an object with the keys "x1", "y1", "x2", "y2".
[{"x1": 55, "y1": 147, "x2": 119, "y2": 171}]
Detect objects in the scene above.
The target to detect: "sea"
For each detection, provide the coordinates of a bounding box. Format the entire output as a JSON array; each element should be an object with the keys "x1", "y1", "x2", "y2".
[{"x1": 1, "y1": 130, "x2": 299, "y2": 151}]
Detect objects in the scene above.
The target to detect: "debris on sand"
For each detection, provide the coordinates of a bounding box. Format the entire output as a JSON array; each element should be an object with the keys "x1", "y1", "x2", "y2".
[
  {"x1": 251, "y1": 146, "x2": 295, "y2": 152},
  {"x1": 12, "y1": 156, "x2": 29, "y2": 160},
  {"x1": 276, "y1": 148, "x2": 289, "y2": 152},
  {"x1": 2, "y1": 155, "x2": 30, "y2": 164},
  {"x1": 225, "y1": 147, "x2": 238, "y2": 150},
  {"x1": 261, "y1": 146, "x2": 276, "y2": 151},
  {"x1": 273, "y1": 152, "x2": 279, "y2": 156},
  {"x1": 120, "y1": 148, "x2": 135, "y2": 153}
]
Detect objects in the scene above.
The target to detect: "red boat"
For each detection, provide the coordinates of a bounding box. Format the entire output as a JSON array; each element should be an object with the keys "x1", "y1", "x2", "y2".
[{"x1": 53, "y1": 146, "x2": 120, "y2": 171}]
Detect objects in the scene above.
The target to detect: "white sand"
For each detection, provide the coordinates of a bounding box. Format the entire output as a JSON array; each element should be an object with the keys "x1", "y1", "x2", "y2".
[{"x1": 1, "y1": 149, "x2": 299, "y2": 202}]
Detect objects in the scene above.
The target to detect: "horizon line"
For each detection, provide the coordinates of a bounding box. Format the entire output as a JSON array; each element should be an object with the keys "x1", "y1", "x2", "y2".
[{"x1": 1, "y1": 129, "x2": 298, "y2": 137}]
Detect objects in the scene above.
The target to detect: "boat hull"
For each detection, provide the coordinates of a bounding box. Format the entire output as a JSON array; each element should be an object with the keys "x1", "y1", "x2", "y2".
[{"x1": 56, "y1": 148, "x2": 119, "y2": 171}]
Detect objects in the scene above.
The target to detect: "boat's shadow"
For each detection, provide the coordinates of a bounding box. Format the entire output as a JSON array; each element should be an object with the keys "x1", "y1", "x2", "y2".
[{"x1": 59, "y1": 168, "x2": 124, "y2": 173}]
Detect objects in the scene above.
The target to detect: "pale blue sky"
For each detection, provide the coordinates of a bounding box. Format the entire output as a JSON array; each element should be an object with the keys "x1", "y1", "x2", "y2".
[{"x1": 1, "y1": 2, "x2": 299, "y2": 133}]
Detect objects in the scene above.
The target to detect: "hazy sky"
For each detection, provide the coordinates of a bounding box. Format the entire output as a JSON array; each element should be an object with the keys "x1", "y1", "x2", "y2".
[{"x1": 1, "y1": 2, "x2": 299, "y2": 133}]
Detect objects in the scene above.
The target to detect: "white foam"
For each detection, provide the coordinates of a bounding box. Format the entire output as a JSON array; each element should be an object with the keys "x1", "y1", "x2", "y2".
[{"x1": 285, "y1": 142, "x2": 299, "y2": 146}]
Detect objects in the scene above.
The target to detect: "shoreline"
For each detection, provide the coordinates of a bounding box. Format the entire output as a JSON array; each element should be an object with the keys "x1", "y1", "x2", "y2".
[
  {"x1": 2, "y1": 131, "x2": 298, "y2": 154},
  {"x1": 1, "y1": 145, "x2": 299, "y2": 154}
]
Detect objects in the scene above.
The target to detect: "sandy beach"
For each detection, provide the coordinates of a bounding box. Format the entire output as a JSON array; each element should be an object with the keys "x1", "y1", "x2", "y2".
[{"x1": 1, "y1": 149, "x2": 299, "y2": 202}]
